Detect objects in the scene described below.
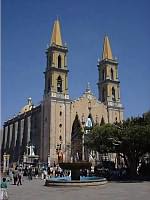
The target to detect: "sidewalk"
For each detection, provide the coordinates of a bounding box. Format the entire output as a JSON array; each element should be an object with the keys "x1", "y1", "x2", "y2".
[{"x1": 7, "y1": 177, "x2": 150, "y2": 200}]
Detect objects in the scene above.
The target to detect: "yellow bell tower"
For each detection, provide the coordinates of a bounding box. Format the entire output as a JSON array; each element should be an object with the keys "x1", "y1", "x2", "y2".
[
  {"x1": 44, "y1": 19, "x2": 69, "y2": 99},
  {"x1": 97, "y1": 36, "x2": 124, "y2": 122},
  {"x1": 41, "y1": 19, "x2": 71, "y2": 163}
]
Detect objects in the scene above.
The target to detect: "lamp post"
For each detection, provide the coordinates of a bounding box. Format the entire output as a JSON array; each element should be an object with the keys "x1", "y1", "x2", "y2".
[
  {"x1": 56, "y1": 144, "x2": 61, "y2": 164},
  {"x1": 56, "y1": 136, "x2": 63, "y2": 164},
  {"x1": 81, "y1": 112, "x2": 93, "y2": 161},
  {"x1": 108, "y1": 133, "x2": 122, "y2": 169},
  {"x1": 81, "y1": 113, "x2": 85, "y2": 161}
]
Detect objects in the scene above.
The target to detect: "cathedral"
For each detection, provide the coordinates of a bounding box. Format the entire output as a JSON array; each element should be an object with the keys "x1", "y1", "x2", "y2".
[{"x1": 1, "y1": 19, "x2": 124, "y2": 167}]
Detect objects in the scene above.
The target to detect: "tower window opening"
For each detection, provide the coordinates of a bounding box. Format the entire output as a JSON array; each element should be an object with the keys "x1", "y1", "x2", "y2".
[
  {"x1": 48, "y1": 78, "x2": 50, "y2": 92},
  {"x1": 59, "y1": 135, "x2": 62, "y2": 141},
  {"x1": 57, "y1": 76, "x2": 62, "y2": 92},
  {"x1": 112, "y1": 87, "x2": 116, "y2": 101},
  {"x1": 58, "y1": 55, "x2": 61, "y2": 68},
  {"x1": 102, "y1": 69, "x2": 105, "y2": 80},
  {"x1": 111, "y1": 68, "x2": 114, "y2": 80},
  {"x1": 102, "y1": 88, "x2": 106, "y2": 102}
]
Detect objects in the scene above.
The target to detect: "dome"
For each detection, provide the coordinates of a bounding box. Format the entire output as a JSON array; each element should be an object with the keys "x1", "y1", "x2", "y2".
[{"x1": 20, "y1": 97, "x2": 33, "y2": 114}]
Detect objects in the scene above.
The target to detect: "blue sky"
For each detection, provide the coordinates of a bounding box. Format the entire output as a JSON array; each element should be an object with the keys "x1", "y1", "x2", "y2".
[{"x1": 1, "y1": 0, "x2": 150, "y2": 124}]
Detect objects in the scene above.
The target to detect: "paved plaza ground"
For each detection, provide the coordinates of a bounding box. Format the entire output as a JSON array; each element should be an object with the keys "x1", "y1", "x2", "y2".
[{"x1": 7, "y1": 177, "x2": 150, "y2": 200}]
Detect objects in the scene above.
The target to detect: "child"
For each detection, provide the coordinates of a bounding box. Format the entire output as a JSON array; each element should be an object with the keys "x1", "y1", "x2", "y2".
[{"x1": 0, "y1": 177, "x2": 8, "y2": 200}]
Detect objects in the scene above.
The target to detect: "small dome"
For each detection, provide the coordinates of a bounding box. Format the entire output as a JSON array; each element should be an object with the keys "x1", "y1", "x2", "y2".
[{"x1": 20, "y1": 98, "x2": 33, "y2": 114}]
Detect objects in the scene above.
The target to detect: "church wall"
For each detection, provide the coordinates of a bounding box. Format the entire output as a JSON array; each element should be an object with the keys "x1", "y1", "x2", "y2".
[
  {"x1": 108, "y1": 107, "x2": 124, "y2": 123},
  {"x1": 1, "y1": 105, "x2": 41, "y2": 164},
  {"x1": 70, "y1": 95, "x2": 109, "y2": 125},
  {"x1": 41, "y1": 99, "x2": 50, "y2": 162},
  {"x1": 46, "y1": 98, "x2": 71, "y2": 164}
]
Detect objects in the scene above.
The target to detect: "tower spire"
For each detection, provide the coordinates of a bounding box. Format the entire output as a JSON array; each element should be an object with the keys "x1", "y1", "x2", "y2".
[
  {"x1": 102, "y1": 35, "x2": 113, "y2": 60},
  {"x1": 50, "y1": 19, "x2": 63, "y2": 46}
]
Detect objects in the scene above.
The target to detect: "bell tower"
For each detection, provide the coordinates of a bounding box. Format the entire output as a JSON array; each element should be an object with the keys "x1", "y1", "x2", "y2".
[
  {"x1": 97, "y1": 36, "x2": 124, "y2": 122},
  {"x1": 41, "y1": 19, "x2": 71, "y2": 163},
  {"x1": 44, "y1": 19, "x2": 69, "y2": 99}
]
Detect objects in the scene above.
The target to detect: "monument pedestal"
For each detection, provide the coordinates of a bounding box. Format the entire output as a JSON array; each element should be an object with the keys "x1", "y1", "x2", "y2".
[
  {"x1": 23, "y1": 144, "x2": 39, "y2": 167},
  {"x1": 3, "y1": 153, "x2": 10, "y2": 173}
]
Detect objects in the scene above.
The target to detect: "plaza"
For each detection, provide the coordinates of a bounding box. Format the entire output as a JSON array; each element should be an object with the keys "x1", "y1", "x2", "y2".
[
  {"x1": 8, "y1": 178, "x2": 150, "y2": 200},
  {"x1": 2, "y1": 2, "x2": 150, "y2": 200}
]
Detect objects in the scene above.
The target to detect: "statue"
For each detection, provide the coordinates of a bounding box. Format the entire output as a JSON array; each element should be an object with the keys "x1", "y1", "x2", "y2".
[
  {"x1": 29, "y1": 145, "x2": 35, "y2": 156},
  {"x1": 86, "y1": 118, "x2": 92, "y2": 128},
  {"x1": 89, "y1": 152, "x2": 96, "y2": 166},
  {"x1": 26, "y1": 144, "x2": 35, "y2": 156}
]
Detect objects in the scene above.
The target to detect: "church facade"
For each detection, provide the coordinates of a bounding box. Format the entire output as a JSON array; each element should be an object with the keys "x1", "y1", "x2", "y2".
[{"x1": 1, "y1": 19, "x2": 124, "y2": 166}]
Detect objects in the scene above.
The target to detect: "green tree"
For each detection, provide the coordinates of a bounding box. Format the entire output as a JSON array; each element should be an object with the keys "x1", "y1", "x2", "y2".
[
  {"x1": 85, "y1": 123, "x2": 118, "y2": 153},
  {"x1": 85, "y1": 113, "x2": 150, "y2": 177},
  {"x1": 118, "y1": 115, "x2": 150, "y2": 176}
]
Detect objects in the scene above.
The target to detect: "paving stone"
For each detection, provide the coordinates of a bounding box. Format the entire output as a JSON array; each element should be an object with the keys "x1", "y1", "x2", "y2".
[{"x1": 7, "y1": 177, "x2": 150, "y2": 200}]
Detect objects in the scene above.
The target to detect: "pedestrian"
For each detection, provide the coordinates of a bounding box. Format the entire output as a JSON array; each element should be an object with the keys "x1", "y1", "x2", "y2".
[
  {"x1": 50, "y1": 166, "x2": 53, "y2": 178},
  {"x1": 28, "y1": 167, "x2": 32, "y2": 180},
  {"x1": 17, "y1": 170, "x2": 22, "y2": 186},
  {"x1": 35, "y1": 167, "x2": 39, "y2": 179},
  {"x1": 0, "y1": 177, "x2": 8, "y2": 200},
  {"x1": 13, "y1": 170, "x2": 18, "y2": 185},
  {"x1": 9, "y1": 169, "x2": 13, "y2": 183},
  {"x1": 43, "y1": 169, "x2": 47, "y2": 180},
  {"x1": 53, "y1": 161, "x2": 56, "y2": 167},
  {"x1": 47, "y1": 167, "x2": 51, "y2": 179}
]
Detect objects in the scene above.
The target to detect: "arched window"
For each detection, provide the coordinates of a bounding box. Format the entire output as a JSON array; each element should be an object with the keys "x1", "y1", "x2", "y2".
[
  {"x1": 112, "y1": 87, "x2": 116, "y2": 101},
  {"x1": 58, "y1": 55, "x2": 61, "y2": 68},
  {"x1": 102, "y1": 88, "x2": 105, "y2": 102},
  {"x1": 57, "y1": 76, "x2": 62, "y2": 92},
  {"x1": 102, "y1": 69, "x2": 105, "y2": 80},
  {"x1": 111, "y1": 68, "x2": 114, "y2": 80}
]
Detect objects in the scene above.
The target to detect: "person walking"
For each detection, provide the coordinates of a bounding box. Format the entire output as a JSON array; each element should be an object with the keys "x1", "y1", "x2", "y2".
[
  {"x1": 35, "y1": 167, "x2": 39, "y2": 179},
  {"x1": 0, "y1": 177, "x2": 8, "y2": 200},
  {"x1": 28, "y1": 167, "x2": 33, "y2": 180},
  {"x1": 13, "y1": 170, "x2": 18, "y2": 185},
  {"x1": 17, "y1": 170, "x2": 22, "y2": 186}
]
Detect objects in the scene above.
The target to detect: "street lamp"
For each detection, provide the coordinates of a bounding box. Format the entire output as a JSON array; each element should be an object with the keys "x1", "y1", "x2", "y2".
[
  {"x1": 56, "y1": 136, "x2": 63, "y2": 164},
  {"x1": 56, "y1": 144, "x2": 61, "y2": 164},
  {"x1": 81, "y1": 113, "x2": 93, "y2": 161},
  {"x1": 107, "y1": 136, "x2": 122, "y2": 169},
  {"x1": 81, "y1": 113, "x2": 85, "y2": 161}
]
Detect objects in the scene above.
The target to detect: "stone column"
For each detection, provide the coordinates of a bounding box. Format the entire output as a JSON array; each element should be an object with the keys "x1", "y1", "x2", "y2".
[
  {"x1": 15, "y1": 120, "x2": 21, "y2": 162},
  {"x1": 20, "y1": 119, "x2": 24, "y2": 146},
  {"x1": 27, "y1": 116, "x2": 31, "y2": 144},
  {"x1": 14, "y1": 122, "x2": 18, "y2": 147},
  {"x1": 9, "y1": 124, "x2": 13, "y2": 148},
  {"x1": 1, "y1": 127, "x2": 6, "y2": 161},
  {"x1": 4, "y1": 126, "x2": 8, "y2": 150},
  {"x1": 9, "y1": 123, "x2": 16, "y2": 163},
  {"x1": 6, "y1": 125, "x2": 11, "y2": 154}
]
